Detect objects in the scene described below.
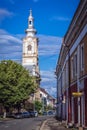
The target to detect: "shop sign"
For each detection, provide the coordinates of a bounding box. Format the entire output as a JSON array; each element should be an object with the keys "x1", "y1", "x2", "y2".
[{"x1": 72, "y1": 92, "x2": 83, "y2": 97}]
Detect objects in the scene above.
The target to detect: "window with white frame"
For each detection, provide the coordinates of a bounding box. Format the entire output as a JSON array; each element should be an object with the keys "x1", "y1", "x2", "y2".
[
  {"x1": 62, "y1": 69, "x2": 65, "y2": 92},
  {"x1": 71, "y1": 57, "x2": 74, "y2": 79},
  {"x1": 74, "y1": 53, "x2": 77, "y2": 76},
  {"x1": 81, "y1": 44, "x2": 84, "y2": 70},
  {"x1": 66, "y1": 62, "x2": 68, "y2": 86}
]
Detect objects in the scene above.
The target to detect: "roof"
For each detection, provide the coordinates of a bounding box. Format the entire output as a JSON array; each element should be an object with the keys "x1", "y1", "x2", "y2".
[{"x1": 40, "y1": 87, "x2": 56, "y2": 100}]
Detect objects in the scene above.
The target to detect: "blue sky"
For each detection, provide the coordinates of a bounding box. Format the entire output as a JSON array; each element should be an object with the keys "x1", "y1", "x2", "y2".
[{"x1": 0, "y1": 0, "x2": 80, "y2": 97}]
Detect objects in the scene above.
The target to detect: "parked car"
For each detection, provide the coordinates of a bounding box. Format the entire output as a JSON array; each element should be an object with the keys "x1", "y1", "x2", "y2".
[
  {"x1": 34, "y1": 111, "x2": 38, "y2": 117},
  {"x1": 13, "y1": 112, "x2": 23, "y2": 119},
  {"x1": 47, "y1": 110, "x2": 54, "y2": 115},
  {"x1": 29, "y1": 111, "x2": 35, "y2": 117},
  {"x1": 29, "y1": 111, "x2": 38, "y2": 117},
  {"x1": 22, "y1": 112, "x2": 30, "y2": 118},
  {"x1": 6, "y1": 113, "x2": 14, "y2": 118},
  {"x1": 42, "y1": 111, "x2": 48, "y2": 115}
]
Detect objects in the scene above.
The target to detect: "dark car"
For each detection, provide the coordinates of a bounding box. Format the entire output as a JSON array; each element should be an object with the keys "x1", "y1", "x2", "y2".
[
  {"x1": 47, "y1": 110, "x2": 54, "y2": 115},
  {"x1": 42, "y1": 111, "x2": 47, "y2": 115},
  {"x1": 13, "y1": 112, "x2": 23, "y2": 119},
  {"x1": 22, "y1": 112, "x2": 30, "y2": 118},
  {"x1": 6, "y1": 113, "x2": 14, "y2": 118},
  {"x1": 29, "y1": 111, "x2": 35, "y2": 117},
  {"x1": 29, "y1": 111, "x2": 38, "y2": 117}
]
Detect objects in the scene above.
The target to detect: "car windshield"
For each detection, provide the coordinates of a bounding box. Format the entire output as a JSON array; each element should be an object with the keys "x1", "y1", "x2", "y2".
[{"x1": 23, "y1": 112, "x2": 28, "y2": 114}]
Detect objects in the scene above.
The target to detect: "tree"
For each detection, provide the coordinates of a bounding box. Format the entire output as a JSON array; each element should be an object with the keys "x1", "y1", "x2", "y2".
[
  {"x1": 0, "y1": 60, "x2": 37, "y2": 116},
  {"x1": 46, "y1": 105, "x2": 53, "y2": 111},
  {"x1": 35, "y1": 100, "x2": 42, "y2": 113}
]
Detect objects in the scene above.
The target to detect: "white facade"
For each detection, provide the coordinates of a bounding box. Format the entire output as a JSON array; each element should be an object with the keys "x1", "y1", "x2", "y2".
[
  {"x1": 40, "y1": 88, "x2": 55, "y2": 111},
  {"x1": 22, "y1": 10, "x2": 39, "y2": 77}
]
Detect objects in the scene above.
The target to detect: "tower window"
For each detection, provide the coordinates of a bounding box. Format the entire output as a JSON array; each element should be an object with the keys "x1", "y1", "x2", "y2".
[
  {"x1": 28, "y1": 45, "x2": 32, "y2": 51},
  {"x1": 29, "y1": 21, "x2": 32, "y2": 25}
]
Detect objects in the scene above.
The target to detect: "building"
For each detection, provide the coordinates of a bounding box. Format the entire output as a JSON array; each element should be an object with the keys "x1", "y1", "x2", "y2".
[
  {"x1": 22, "y1": 9, "x2": 40, "y2": 78},
  {"x1": 40, "y1": 87, "x2": 56, "y2": 111},
  {"x1": 56, "y1": 0, "x2": 87, "y2": 128},
  {"x1": 22, "y1": 10, "x2": 41, "y2": 110}
]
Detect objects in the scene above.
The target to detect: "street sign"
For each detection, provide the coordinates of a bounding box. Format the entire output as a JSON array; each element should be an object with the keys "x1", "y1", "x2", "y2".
[{"x1": 72, "y1": 92, "x2": 83, "y2": 97}]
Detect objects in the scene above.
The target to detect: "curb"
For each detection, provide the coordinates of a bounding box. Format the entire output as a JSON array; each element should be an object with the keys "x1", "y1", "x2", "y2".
[{"x1": 40, "y1": 119, "x2": 48, "y2": 130}]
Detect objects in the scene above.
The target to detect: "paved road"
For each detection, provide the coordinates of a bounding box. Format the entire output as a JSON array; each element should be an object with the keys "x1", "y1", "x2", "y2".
[{"x1": 0, "y1": 116, "x2": 50, "y2": 130}]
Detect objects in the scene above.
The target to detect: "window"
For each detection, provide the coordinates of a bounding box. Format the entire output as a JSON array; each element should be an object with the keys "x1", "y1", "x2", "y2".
[
  {"x1": 74, "y1": 53, "x2": 77, "y2": 76},
  {"x1": 71, "y1": 53, "x2": 77, "y2": 79},
  {"x1": 81, "y1": 44, "x2": 84, "y2": 70},
  {"x1": 29, "y1": 21, "x2": 32, "y2": 25},
  {"x1": 71, "y1": 58, "x2": 74, "y2": 79},
  {"x1": 27, "y1": 45, "x2": 32, "y2": 51},
  {"x1": 40, "y1": 94, "x2": 42, "y2": 97}
]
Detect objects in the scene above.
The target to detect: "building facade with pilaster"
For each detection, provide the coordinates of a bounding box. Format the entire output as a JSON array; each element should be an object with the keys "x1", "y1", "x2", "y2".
[{"x1": 56, "y1": 0, "x2": 87, "y2": 128}]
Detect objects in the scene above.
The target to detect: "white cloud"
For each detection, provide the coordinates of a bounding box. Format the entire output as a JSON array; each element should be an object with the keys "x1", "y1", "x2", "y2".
[
  {"x1": 0, "y1": 30, "x2": 62, "y2": 60},
  {"x1": 38, "y1": 34, "x2": 62, "y2": 56},
  {"x1": 0, "y1": 9, "x2": 13, "y2": 23},
  {"x1": 46, "y1": 87, "x2": 56, "y2": 96},
  {"x1": 41, "y1": 70, "x2": 54, "y2": 79},
  {"x1": 50, "y1": 16, "x2": 70, "y2": 22},
  {"x1": 40, "y1": 70, "x2": 56, "y2": 86},
  {"x1": 0, "y1": 29, "x2": 22, "y2": 60},
  {"x1": 40, "y1": 69, "x2": 57, "y2": 97},
  {"x1": 0, "y1": 29, "x2": 8, "y2": 34}
]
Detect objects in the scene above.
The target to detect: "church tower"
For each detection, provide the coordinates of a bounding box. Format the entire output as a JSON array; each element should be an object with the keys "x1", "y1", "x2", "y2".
[{"x1": 22, "y1": 10, "x2": 40, "y2": 78}]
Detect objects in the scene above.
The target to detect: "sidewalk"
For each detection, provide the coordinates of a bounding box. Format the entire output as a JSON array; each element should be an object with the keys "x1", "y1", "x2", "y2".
[{"x1": 40, "y1": 117, "x2": 77, "y2": 130}]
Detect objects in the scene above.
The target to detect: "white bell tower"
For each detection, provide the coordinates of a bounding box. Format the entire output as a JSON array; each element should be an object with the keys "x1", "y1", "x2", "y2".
[
  {"x1": 26, "y1": 9, "x2": 36, "y2": 37},
  {"x1": 22, "y1": 9, "x2": 39, "y2": 77}
]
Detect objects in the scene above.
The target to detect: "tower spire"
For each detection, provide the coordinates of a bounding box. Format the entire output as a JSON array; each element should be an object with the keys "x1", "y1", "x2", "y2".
[
  {"x1": 25, "y1": 9, "x2": 36, "y2": 37},
  {"x1": 30, "y1": 9, "x2": 32, "y2": 17}
]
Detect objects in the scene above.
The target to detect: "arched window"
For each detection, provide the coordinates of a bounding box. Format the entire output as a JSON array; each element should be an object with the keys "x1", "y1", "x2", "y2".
[
  {"x1": 29, "y1": 21, "x2": 32, "y2": 25},
  {"x1": 27, "y1": 45, "x2": 32, "y2": 51}
]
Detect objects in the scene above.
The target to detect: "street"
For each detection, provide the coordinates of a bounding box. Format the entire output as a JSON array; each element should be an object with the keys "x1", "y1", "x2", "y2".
[{"x1": 0, "y1": 116, "x2": 50, "y2": 130}]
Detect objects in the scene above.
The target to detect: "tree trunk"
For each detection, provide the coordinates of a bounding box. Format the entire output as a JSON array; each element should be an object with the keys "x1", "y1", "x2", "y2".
[{"x1": 3, "y1": 111, "x2": 6, "y2": 118}]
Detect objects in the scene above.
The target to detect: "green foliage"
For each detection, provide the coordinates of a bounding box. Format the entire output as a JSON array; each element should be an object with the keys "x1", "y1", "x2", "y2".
[
  {"x1": 35, "y1": 100, "x2": 42, "y2": 112},
  {"x1": 0, "y1": 60, "x2": 37, "y2": 109},
  {"x1": 46, "y1": 105, "x2": 53, "y2": 111}
]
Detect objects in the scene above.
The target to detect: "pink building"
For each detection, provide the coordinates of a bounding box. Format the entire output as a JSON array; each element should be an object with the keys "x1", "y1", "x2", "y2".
[{"x1": 56, "y1": 0, "x2": 87, "y2": 128}]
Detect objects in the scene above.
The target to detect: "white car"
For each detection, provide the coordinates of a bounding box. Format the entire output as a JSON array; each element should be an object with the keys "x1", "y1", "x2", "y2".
[{"x1": 34, "y1": 111, "x2": 38, "y2": 117}]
